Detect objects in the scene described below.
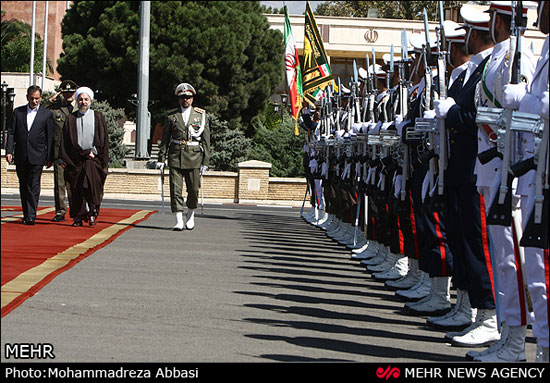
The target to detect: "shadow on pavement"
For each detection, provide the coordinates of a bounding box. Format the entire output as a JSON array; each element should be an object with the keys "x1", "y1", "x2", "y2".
[{"x1": 232, "y1": 212, "x2": 463, "y2": 362}]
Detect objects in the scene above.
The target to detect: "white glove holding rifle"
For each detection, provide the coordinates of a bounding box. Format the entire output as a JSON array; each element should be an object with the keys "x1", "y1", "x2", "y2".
[
  {"x1": 502, "y1": 83, "x2": 527, "y2": 110},
  {"x1": 434, "y1": 98, "x2": 456, "y2": 119},
  {"x1": 540, "y1": 91, "x2": 549, "y2": 120}
]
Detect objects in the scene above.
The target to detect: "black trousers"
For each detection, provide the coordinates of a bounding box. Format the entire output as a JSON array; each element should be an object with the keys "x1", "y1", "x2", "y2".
[
  {"x1": 16, "y1": 160, "x2": 43, "y2": 222},
  {"x1": 446, "y1": 183, "x2": 495, "y2": 309},
  {"x1": 419, "y1": 207, "x2": 454, "y2": 277}
]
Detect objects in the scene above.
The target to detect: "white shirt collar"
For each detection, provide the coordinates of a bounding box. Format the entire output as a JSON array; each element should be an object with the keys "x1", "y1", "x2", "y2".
[
  {"x1": 27, "y1": 104, "x2": 39, "y2": 113},
  {"x1": 492, "y1": 39, "x2": 509, "y2": 59},
  {"x1": 470, "y1": 46, "x2": 494, "y2": 66}
]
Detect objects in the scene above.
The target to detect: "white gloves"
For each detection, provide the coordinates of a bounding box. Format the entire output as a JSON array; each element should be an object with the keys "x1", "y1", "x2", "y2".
[
  {"x1": 394, "y1": 114, "x2": 404, "y2": 126},
  {"x1": 423, "y1": 109, "x2": 436, "y2": 119},
  {"x1": 502, "y1": 83, "x2": 527, "y2": 110},
  {"x1": 156, "y1": 162, "x2": 165, "y2": 170},
  {"x1": 434, "y1": 98, "x2": 456, "y2": 119},
  {"x1": 540, "y1": 91, "x2": 549, "y2": 120},
  {"x1": 200, "y1": 165, "x2": 208, "y2": 175}
]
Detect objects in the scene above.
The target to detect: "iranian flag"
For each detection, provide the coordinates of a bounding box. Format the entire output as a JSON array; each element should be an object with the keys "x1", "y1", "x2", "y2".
[{"x1": 284, "y1": 6, "x2": 302, "y2": 134}]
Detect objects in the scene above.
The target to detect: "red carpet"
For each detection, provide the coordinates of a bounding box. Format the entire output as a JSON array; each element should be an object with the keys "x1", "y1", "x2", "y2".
[{"x1": 1, "y1": 206, "x2": 155, "y2": 317}]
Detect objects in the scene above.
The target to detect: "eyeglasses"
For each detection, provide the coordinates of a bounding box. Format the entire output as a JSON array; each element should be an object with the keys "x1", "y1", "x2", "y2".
[{"x1": 179, "y1": 95, "x2": 193, "y2": 100}]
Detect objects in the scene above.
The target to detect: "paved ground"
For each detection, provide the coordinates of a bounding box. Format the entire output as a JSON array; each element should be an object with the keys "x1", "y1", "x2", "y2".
[{"x1": 0, "y1": 194, "x2": 538, "y2": 363}]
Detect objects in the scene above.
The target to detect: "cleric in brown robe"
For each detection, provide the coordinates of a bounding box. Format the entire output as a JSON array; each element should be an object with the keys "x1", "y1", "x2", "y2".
[{"x1": 59, "y1": 87, "x2": 109, "y2": 226}]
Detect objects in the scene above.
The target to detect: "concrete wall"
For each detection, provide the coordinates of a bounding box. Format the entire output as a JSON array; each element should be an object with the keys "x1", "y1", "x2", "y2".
[{"x1": 1, "y1": 156, "x2": 307, "y2": 206}]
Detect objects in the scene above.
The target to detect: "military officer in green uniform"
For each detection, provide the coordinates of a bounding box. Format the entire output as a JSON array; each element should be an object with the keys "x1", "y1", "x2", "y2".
[
  {"x1": 157, "y1": 83, "x2": 210, "y2": 231},
  {"x1": 43, "y1": 79, "x2": 78, "y2": 222}
]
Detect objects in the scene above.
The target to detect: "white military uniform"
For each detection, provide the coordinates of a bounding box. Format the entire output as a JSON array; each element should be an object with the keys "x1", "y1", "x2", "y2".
[
  {"x1": 517, "y1": 34, "x2": 549, "y2": 356},
  {"x1": 475, "y1": 34, "x2": 536, "y2": 330},
  {"x1": 467, "y1": 0, "x2": 540, "y2": 362}
]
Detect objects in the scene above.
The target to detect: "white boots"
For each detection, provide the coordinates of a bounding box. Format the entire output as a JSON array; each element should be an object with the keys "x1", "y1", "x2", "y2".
[
  {"x1": 173, "y1": 212, "x2": 184, "y2": 231},
  {"x1": 473, "y1": 324, "x2": 526, "y2": 362},
  {"x1": 405, "y1": 277, "x2": 451, "y2": 316},
  {"x1": 385, "y1": 258, "x2": 421, "y2": 290},
  {"x1": 427, "y1": 289, "x2": 475, "y2": 330},
  {"x1": 536, "y1": 345, "x2": 549, "y2": 362},
  {"x1": 186, "y1": 208, "x2": 196, "y2": 230},
  {"x1": 173, "y1": 209, "x2": 196, "y2": 231},
  {"x1": 448, "y1": 309, "x2": 500, "y2": 348}
]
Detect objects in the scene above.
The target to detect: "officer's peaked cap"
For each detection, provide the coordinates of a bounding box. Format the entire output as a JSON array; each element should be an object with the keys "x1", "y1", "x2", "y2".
[
  {"x1": 459, "y1": 5, "x2": 491, "y2": 31},
  {"x1": 58, "y1": 80, "x2": 78, "y2": 92},
  {"x1": 485, "y1": 1, "x2": 537, "y2": 17},
  {"x1": 175, "y1": 83, "x2": 196, "y2": 96}
]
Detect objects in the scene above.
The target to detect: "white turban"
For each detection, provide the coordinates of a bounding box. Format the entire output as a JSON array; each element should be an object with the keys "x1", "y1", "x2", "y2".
[{"x1": 75, "y1": 86, "x2": 94, "y2": 101}]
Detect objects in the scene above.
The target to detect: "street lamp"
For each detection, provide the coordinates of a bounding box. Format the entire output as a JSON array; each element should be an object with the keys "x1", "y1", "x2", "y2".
[
  {"x1": 1, "y1": 82, "x2": 15, "y2": 149},
  {"x1": 1, "y1": 81, "x2": 10, "y2": 149},
  {"x1": 280, "y1": 93, "x2": 288, "y2": 122}
]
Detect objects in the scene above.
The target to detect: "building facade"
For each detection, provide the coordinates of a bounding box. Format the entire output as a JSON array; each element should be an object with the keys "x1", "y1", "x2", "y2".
[{"x1": 267, "y1": 5, "x2": 546, "y2": 97}]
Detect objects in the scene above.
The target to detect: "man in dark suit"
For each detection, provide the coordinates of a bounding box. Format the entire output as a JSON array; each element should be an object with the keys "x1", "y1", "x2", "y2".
[{"x1": 6, "y1": 85, "x2": 54, "y2": 225}]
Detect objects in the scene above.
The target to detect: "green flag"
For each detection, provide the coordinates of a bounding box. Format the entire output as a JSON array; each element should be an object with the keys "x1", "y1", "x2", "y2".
[{"x1": 302, "y1": 1, "x2": 333, "y2": 105}]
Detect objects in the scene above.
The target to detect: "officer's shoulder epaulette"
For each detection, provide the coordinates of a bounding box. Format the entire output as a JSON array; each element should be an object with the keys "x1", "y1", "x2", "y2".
[
  {"x1": 193, "y1": 107, "x2": 205, "y2": 114},
  {"x1": 165, "y1": 107, "x2": 180, "y2": 116}
]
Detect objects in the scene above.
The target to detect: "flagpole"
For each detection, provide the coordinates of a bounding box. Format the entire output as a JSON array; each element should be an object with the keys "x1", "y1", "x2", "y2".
[
  {"x1": 41, "y1": 1, "x2": 49, "y2": 90},
  {"x1": 29, "y1": 1, "x2": 36, "y2": 86}
]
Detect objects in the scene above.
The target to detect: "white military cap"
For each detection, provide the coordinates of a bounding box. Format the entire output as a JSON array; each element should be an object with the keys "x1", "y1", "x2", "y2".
[
  {"x1": 382, "y1": 53, "x2": 403, "y2": 65},
  {"x1": 175, "y1": 83, "x2": 196, "y2": 96},
  {"x1": 358, "y1": 67, "x2": 368, "y2": 80},
  {"x1": 444, "y1": 20, "x2": 466, "y2": 44},
  {"x1": 459, "y1": 4, "x2": 490, "y2": 31},
  {"x1": 409, "y1": 32, "x2": 438, "y2": 54},
  {"x1": 340, "y1": 84, "x2": 351, "y2": 95},
  {"x1": 485, "y1": 1, "x2": 537, "y2": 17},
  {"x1": 369, "y1": 64, "x2": 386, "y2": 79},
  {"x1": 410, "y1": 33, "x2": 426, "y2": 52}
]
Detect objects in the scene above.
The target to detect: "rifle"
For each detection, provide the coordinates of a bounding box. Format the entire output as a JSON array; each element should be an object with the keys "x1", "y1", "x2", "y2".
[
  {"x1": 431, "y1": 0, "x2": 449, "y2": 212},
  {"x1": 334, "y1": 77, "x2": 342, "y2": 130},
  {"x1": 420, "y1": 11, "x2": 437, "y2": 197},
  {"x1": 370, "y1": 48, "x2": 377, "y2": 122},
  {"x1": 399, "y1": 29, "x2": 412, "y2": 204},
  {"x1": 510, "y1": 111, "x2": 549, "y2": 249},
  {"x1": 486, "y1": 0, "x2": 524, "y2": 226},
  {"x1": 353, "y1": 60, "x2": 362, "y2": 124},
  {"x1": 326, "y1": 85, "x2": 333, "y2": 137},
  {"x1": 360, "y1": 54, "x2": 370, "y2": 122}
]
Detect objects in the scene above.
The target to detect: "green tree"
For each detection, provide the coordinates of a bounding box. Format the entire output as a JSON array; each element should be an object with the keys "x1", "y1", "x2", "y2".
[
  {"x1": 249, "y1": 107, "x2": 304, "y2": 177},
  {"x1": 316, "y1": 1, "x2": 443, "y2": 20},
  {"x1": 209, "y1": 114, "x2": 251, "y2": 172},
  {"x1": 58, "y1": 1, "x2": 284, "y2": 133},
  {"x1": 1, "y1": 17, "x2": 51, "y2": 74},
  {"x1": 91, "y1": 100, "x2": 128, "y2": 167}
]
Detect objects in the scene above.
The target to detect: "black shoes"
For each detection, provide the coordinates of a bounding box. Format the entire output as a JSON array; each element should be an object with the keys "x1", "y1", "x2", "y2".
[
  {"x1": 52, "y1": 214, "x2": 66, "y2": 222},
  {"x1": 21, "y1": 219, "x2": 35, "y2": 225},
  {"x1": 72, "y1": 215, "x2": 97, "y2": 227}
]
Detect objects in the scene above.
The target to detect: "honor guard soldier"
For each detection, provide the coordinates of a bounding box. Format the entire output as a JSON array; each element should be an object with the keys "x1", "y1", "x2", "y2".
[
  {"x1": 432, "y1": 4, "x2": 499, "y2": 349},
  {"x1": 467, "y1": 1, "x2": 538, "y2": 362},
  {"x1": 478, "y1": 0, "x2": 548, "y2": 362},
  {"x1": 43, "y1": 79, "x2": 78, "y2": 222},
  {"x1": 157, "y1": 83, "x2": 210, "y2": 231},
  {"x1": 426, "y1": 20, "x2": 476, "y2": 331}
]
